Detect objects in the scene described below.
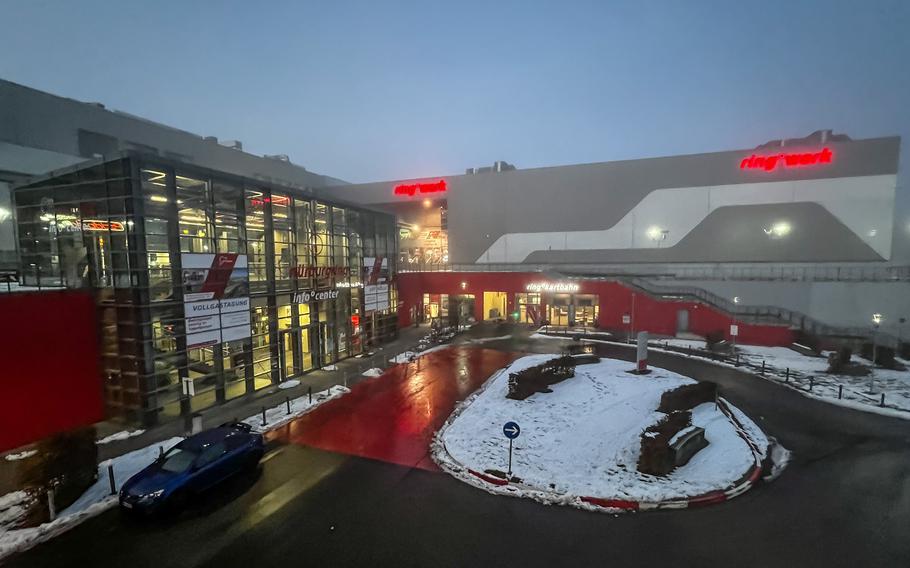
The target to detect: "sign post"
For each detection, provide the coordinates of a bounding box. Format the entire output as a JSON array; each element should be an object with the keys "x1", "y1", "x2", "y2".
[
  {"x1": 730, "y1": 324, "x2": 739, "y2": 353},
  {"x1": 502, "y1": 421, "x2": 521, "y2": 477},
  {"x1": 622, "y1": 314, "x2": 631, "y2": 343}
]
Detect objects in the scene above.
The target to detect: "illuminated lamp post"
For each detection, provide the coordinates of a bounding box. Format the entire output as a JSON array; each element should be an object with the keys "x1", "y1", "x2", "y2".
[{"x1": 870, "y1": 313, "x2": 882, "y2": 394}]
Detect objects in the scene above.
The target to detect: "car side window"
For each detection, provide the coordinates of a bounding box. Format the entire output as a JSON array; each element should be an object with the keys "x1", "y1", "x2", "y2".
[{"x1": 195, "y1": 442, "x2": 227, "y2": 468}]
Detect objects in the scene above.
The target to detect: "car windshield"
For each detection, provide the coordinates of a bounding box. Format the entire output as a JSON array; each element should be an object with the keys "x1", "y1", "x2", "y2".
[{"x1": 160, "y1": 447, "x2": 198, "y2": 473}]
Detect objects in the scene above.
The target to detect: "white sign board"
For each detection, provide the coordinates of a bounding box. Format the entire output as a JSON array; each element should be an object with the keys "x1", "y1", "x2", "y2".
[
  {"x1": 364, "y1": 283, "x2": 390, "y2": 312},
  {"x1": 730, "y1": 324, "x2": 739, "y2": 337},
  {"x1": 622, "y1": 314, "x2": 631, "y2": 325},
  {"x1": 181, "y1": 253, "x2": 251, "y2": 349}
]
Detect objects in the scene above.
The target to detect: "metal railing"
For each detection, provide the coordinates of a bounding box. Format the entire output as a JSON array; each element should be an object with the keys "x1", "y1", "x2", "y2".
[
  {"x1": 400, "y1": 261, "x2": 910, "y2": 282},
  {"x1": 623, "y1": 277, "x2": 899, "y2": 347}
]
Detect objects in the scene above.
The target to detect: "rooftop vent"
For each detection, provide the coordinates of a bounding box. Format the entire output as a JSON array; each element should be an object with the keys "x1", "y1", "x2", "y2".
[
  {"x1": 466, "y1": 160, "x2": 516, "y2": 175},
  {"x1": 219, "y1": 139, "x2": 243, "y2": 151},
  {"x1": 203, "y1": 136, "x2": 218, "y2": 143},
  {"x1": 264, "y1": 154, "x2": 290, "y2": 162},
  {"x1": 755, "y1": 130, "x2": 851, "y2": 150}
]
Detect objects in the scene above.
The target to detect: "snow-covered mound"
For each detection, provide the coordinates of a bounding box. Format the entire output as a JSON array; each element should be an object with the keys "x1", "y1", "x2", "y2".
[{"x1": 437, "y1": 354, "x2": 767, "y2": 504}]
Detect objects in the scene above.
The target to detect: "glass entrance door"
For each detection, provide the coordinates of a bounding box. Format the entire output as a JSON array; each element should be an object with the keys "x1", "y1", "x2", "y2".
[
  {"x1": 320, "y1": 322, "x2": 336, "y2": 366},
  {"x1": 279, "y1": 328, "x2": 299, "y2": 379},
  {"x1": 300, "y1": 326, "x2": 314, "y2": 371}
]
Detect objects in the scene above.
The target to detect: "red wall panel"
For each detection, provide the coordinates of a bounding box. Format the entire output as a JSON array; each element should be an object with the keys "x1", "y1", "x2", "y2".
[
  {"x1": 396, "y1": 272, "x2": 794, "y2": 347},
  {"x1": 0, "y1": 291, "x2": 103, "y2": 453}
]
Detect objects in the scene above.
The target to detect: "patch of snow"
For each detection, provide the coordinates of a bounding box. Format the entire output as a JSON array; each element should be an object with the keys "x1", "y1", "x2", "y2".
[
  {"x1": 530, "y1": 333, "x2": 571, "y2": 340},
  {"x1": 586, "y1": 336, "x2": 910, "y2": 418},
  {"x1": 0, "y1": 491, "x2": 30, "y2": 530},
  {"x1": 278, "y1": 379, "x2": 300, "y2": 390},
  {"x1": 436, "y1": 354, "x2": 766, "y2": 505},
  {"x1": 321, "y1": 364, "x2": 338, "y2": 371},
  {"x1": 362, "y1": 368, "x2": 384, "y2": 378},
  {"x1": 241, "y1": 385, "x2": 349, "y2": 433},
  {"x1": 764, "y1": 438, "x2": 792, "y2": 482},
  {"x1": 96, "y1": 429, "x2": 146, "y2": 445},
  {"x1": 418, "y1": 344, "x2": 450, "y2": 356},
  {"x1": 3, "y1": 450, "x2": 37, "y2": 462},
  {"x1": 389, "y1": 351, "x2": 417, "y2": 364},
  {"x1": 667, "y1": 424, "x2": 699, "y2": 447}
]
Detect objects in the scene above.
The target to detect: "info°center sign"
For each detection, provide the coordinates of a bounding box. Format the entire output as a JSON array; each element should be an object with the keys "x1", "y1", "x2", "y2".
[{"x1": 292, "y1": 288, "x2": 340, "y2": 304}]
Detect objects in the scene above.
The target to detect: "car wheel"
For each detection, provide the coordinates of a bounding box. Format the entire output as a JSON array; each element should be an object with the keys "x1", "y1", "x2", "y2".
[{"x1": 245, "y1": 450, "x2": 264, "y2": 473}]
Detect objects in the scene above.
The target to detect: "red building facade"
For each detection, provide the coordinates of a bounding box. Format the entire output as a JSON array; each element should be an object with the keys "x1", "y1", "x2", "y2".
[{"x1": 396, "y1": 272, "x2": 794, "y2": 347}]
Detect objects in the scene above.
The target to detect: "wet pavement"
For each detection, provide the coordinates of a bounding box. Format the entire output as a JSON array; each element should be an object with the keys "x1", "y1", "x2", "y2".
[
  {"x1": 266, "y1": 347, "x2": 520, "y2": 471},
  {"x1": 6, "y1": 327, "x2": 910, "y2": 567}
]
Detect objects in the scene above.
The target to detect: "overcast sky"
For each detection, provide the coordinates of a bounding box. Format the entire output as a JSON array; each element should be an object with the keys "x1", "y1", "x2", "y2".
[{"x1": 1, "y1": 0, "x2": 908, "y2": 184}]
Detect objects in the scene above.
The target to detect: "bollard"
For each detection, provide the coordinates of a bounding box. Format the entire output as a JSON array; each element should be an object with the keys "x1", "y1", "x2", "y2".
[
  {"x1": 838, "y1": 385, "x2": 843, "y2": 399},
  {"x1": 761, "y1": 361, "x2": 766, "y2": 375},
  {"x1": 108, "y1": 463, "x2": 116, "y2": 495},
  {"x1": 286, "y1": 397, "x2": 291, "y2": 415},
  {"x1": 308, "y1": 387, "x2": 312, "y2": 404},
  {"x1": 261, "y1": 407, "x2": 267, "y2": 427},
  {"x1": 809, "y1": 377, "x2": 814, "y2": 392},
  {"x1": 880, "y1": 393, "x2": 886, "y2": 407},
  {"x1": 159, "y1": 446, "x2": 164, "y2": 458},
  {"x1": 735, "y1": 353, "x2": 740, "y2": 367},
  {"x1": 785, "y1": 368, "x2": 790, "y2": 382},
  {"x1": 47, "y1": 486, "x2": 56, "y2": 521}
]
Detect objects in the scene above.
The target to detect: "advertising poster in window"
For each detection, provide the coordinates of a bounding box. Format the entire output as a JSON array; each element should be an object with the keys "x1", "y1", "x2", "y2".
[
  {"x1": 181, "y1": 253, "x2": 251, "y2": 348},
  {"x1": 362, "y1": 256, "x2": 389, "y2": 312}
]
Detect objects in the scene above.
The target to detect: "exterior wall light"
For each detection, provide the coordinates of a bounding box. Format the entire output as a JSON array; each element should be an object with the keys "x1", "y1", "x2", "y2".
[{"x1": 763, "y1": 221, "x2": 791, "y2": 238}]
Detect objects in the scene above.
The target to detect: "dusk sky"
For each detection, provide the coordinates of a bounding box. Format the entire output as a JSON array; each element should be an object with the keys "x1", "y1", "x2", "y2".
[{"x1": 1, "y1": 0, "x2": 908, "y2": 184}]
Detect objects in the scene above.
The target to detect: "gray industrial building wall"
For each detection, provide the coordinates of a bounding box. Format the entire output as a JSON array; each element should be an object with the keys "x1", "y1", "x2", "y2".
[
  {"x1": 325, "y1": 135, "x2": 901, "y2": 265},
  {"x1": 666, "y1": 279, "x2": 910, "y2": 338}
]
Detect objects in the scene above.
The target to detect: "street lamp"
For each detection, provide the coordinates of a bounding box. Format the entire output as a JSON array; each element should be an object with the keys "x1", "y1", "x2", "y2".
[{"x1": 870, "y1": 313, "x2": 882, "y2": 394}]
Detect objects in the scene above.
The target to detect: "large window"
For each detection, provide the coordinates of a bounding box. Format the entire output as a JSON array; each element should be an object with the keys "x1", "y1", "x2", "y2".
[
  {"x1": 177, "y1": 174, "x2": 213, "y2": 253},
  {"x1": 272, "y1": 193, "x2": 294, "y2": 291},
  {"x1": 245, "y1": 189, "x2": 268, "y2": 290},
  {"x1": 213, "y1": 180, "x2": 244, "y2": 253}
]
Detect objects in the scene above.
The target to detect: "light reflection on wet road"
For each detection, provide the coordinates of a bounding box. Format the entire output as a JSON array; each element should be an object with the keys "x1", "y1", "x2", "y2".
[{"x1": 266, "y1": 347, "x2": 520, "y2": 471}]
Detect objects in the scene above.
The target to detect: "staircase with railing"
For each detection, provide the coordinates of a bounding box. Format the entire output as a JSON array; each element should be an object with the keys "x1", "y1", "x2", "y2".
[{"x1": 620, "y1": 277, "x2": 898, "y2": 347}]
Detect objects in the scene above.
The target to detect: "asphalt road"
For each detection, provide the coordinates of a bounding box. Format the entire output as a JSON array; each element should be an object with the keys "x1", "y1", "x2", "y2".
[{"x1": 6, "y1": 330, "x2": 910, "y2": 567}]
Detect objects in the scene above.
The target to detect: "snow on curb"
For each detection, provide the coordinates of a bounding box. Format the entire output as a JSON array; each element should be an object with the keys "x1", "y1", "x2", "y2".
[
  {"x1": 0, "y1": 384, "x2": 350, "y2": 561},
  {"x1": 431, "y1": 358, "x2": 775, "y2": 513},
  {"x1": 97, "y1": 429, "x2": 146, "y2": 445},
  {"x1": 3, "y1": 450, "x2": 37, "y2": 462},
  {"x1": 241, "y1": 384, "x2": 350, "y2": 433}
]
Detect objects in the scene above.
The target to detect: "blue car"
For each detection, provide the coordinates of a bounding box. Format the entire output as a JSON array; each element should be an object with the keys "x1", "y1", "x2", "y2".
[{"x1": 119, "y1": 422, "x2": 264, "y2": 515}]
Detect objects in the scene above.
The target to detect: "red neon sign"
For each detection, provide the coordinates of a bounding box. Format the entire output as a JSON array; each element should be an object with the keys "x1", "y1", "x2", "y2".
[
  {"x1": 82, "y1": 220, "x2": 125, "y2": 232},
  {"x1": 393, "y1": 180, "x2": 447, "y2": 197},
  {"x1": 740, "y1": 147, "x2": 833, "y2": 172}
]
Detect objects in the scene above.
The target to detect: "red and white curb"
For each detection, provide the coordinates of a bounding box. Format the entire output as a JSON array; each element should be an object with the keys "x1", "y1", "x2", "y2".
[{"x1": 437, "y1": 388, "x2": 770, "y2": 513}]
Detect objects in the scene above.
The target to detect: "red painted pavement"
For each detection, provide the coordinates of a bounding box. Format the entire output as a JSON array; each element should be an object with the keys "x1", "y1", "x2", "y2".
[{"x1": 267, "y1": 346, "x2": 520, "y2": 471}]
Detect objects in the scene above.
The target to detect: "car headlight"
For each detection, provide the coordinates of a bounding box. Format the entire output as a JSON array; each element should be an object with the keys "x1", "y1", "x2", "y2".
[{"x1": 138, "y1": 489, "x2": 165, "y2": 503}]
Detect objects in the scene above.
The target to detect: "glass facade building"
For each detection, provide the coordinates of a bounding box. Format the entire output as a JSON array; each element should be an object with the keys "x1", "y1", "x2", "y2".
[{"x1": 14, "y1": 154, "x2": 399, "y2": 426}]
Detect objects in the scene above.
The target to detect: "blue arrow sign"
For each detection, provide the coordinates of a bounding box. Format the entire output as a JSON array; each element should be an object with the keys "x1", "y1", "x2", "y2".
[{"x1": 503, "y1": 421, "x2": 521, "y2": 439}]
